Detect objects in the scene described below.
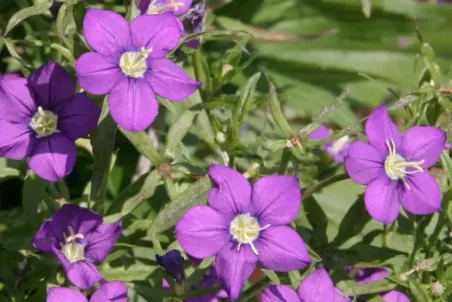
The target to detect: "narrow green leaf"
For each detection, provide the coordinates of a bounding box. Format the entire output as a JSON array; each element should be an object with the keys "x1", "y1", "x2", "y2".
[
  {"x1": 234, "y1": 72, "x2": 261, "y2": 126},
  {"x1": 101, "y1": 264, "x2": 157, "y2": 282},
  {"x1": 104, "y1": 170, "x2": 161, "y2": 223},
  {"x1": 22, "y1": 171, "x2": 48, "y2": 227},
  {"x1": 120, "y1": 128, "x2": 162, "y2": 165},
  {"x1": 409, "y1": 280, "x2": 433, "y2": 302},
  {"x1": 262, "y1": 269, "x2": 281, "y2": 285},
  {"x1": 0, "y1": 167, "x2": 20, "y2": 181},
  {"x1": 1, "y1": 38, "x2": 32, "y2": 69},
  {"x1": 149, "y1": 176, "x2": 212, "y2": 234},
  {"x1": 267, "y1": 78, "x2": 292, "y2": 137},
  {"x1": 90, "y1": 98, "x2": 117, "y2": 211},
  {"x1": 56, "y1": 3, "x2": 73, "y2": 41},
  {"x1": 4, "y1": 1, "x2": 53, "y2": 35},
  {"x1": 192, "y1": 50, "x2": 212, "y2": 101},
  {"x1": 304, "y1": 196, "x2": 328, "y2": 245},
  {"x1": 50, "y1": 43, "x2": 75, "y2": 65},
  {"x1": 337, "y1": 279, "x2": 395, "y2": 296},
  {"x1": 165, "y1": 110, "x2": 197, "y2": 158}
]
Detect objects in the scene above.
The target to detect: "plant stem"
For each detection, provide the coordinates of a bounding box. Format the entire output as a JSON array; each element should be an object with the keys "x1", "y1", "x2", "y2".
[{"x1": 303, "y1": 173, "x2": 349, "y2": 199}]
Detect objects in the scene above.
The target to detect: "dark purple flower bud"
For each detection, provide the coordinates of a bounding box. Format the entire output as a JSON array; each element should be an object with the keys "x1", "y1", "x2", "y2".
[
  {"x1": 156, "y1": 249, "x2": 186, "y2": 283},
  {"x1": 182, "y1": 1, "x2": 206, "y2": 48}
]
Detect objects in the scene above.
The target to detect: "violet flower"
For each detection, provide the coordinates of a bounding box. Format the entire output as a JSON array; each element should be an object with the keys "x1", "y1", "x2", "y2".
[
  {"x1": 181, "y1": 1, "x2": 206, "y2": 49},
  {"x1": 310, "y1": 125, "x2": 350, "y2": 163},
  {"x1": 138, "y1": 0, "x2": 192, "y2": 16},
  {"x1": 0, "y1": 62, "x2": 100, "y2": 181},
  {"x1": 354, "y1": 267, "x2": 410, "y2": 302},
  {"x1": 75, "y1": 8, "x2": 201, "y2": 132},
  {"x1": 176, "y1": 165, "x2": 311, "y2": 300},
  {"x1": 47, "y1": 281, "x2": 128, "y2": 302},
  {"x1": 262, "y1": 268, "x2": 350, "y2": 302},
  {"x1": 345, "y1": 105, "x2": 446, "y2": 224},
  {"x1": 33, "y1": 204, "x2": 122, "y2": 289},
  {"x1": 156, "y1": 249, "x2": 186, "y2": 283}
]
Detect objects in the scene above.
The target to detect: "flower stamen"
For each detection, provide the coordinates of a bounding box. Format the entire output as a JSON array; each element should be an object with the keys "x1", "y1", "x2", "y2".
[
  {"x1": 384, "y1": 140, "x2": 424, "y2": 190},
  {"x1": 230, "y1": 213, "x2": 270, "y2": 255},
  {"x1": 61, "y1": 226, "x2": 85, "y2": 263},
  {"x1": 119, "y1": 47, "x2": 153, "y2": 78},
  {"x1": 30, "y1": 106, "x2": 59, "y2": 138},
  {"x1": 147, "y1": 0, "x2": 185, "y2": 14}
]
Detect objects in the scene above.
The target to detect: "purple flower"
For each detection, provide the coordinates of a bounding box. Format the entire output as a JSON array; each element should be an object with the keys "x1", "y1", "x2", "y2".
[
  {"x1": 75, "y1": 9, "x2": 201, "y2": 132},
  {"x1": 354, "y1": 267, "x2": 410, "y2": 302},
  {"x1": 33, "y1": 204, "x2": 122, "y2": 289},
  {"x1": 345, "y1": 105, "x2": 446, "y2": 224},
  {"x1": 262, "y1": 268, "x2": 350, "y2": 302},
  {"x1": 156, "y1": 249, "x2": 185, "y2": 283},
  {"x1": 0, "y1": 62, "x2": 100, "y2": 181},
  {"x1": 176, "y1": 165, "x2": 311, "y2": 300},
  {"x1": 138, "y1": 0, "x2": 193, "y2": 16},
  {"x1": 46, "y1": 281, "x2": 128, "y2": 302},
  {"x1": 310, "y1": 125, "x2": 350, "y2": 163},
  {"x1": 181, "y1": 1, "x2": 206, "y2": 49}
]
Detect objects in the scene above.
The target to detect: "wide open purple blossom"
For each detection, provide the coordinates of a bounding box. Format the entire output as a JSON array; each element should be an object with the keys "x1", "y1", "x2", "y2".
[
  {"x1": 262, "y1": 268, "x2": 350, "y2": 302},
  {"x1": 138, "y1": 0, "x2": 193, "y2": 16},
  {"x1": 310, "y1": 125, "x2": 350, "y2": 163},
  {"x1": 0, "y1": 62, "x2": 100, "y2": 181},
  {"x1": 354, "y1": 267, "x2": 410, "y2": 302},
  {"x1": 33, "y1": 204, "x2": 122, "y2": 289},
  {"x1": 345, "y1": 105, "x2": 446, "y2": 224},
  {"x1": 176, "y1": 165, "x2": 311, "y2": 300},
  {"x1": 46, "y1": 281, "x2": 128, "y2": 302},
  {"x1": 75, "y1": 8, "x2": 201, "y2": 132}
]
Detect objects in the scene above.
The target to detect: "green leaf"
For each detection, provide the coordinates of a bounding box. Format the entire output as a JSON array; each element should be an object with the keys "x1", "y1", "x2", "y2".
[
  {"x1": 303, "y1": 196, "x2": 328, "y2": 245},
  {"x1": 361, "y1": 0, "x2": 372, "y2": 18},
  {"x1": 336, "y1": 279, "x2": 396, "y2": 296},
  {"x1": 148, "y1": 176, "x2": 212, "y2": 235},
  {"x1": 104, "y1": 170, "x2": 162, "y2": 223},
  {"x1": 409, "y1": 280, "x2": 433, "y2": 302},
  {"x1": 1, "y1": 38, "x2": 32, "y2": 69},
  {"x1": 192, "y1": 50, "x2": 212, "y2": 101},
  {"x1": 101, "y1": 264, "x2": 157, "y2": 282},
  {"x1": 0, "y1": 167, "x2": 20, "y2": 181},
  {"x1": 267, "y1": 78, "x2": 292, "y2": 137},
  {"x1": 4, "y1": 0, "x2": 53, "y2": 35},
  {"x1": 50, "y1": 43, "x2": 75, "y2": 65},
  {"x1": 90, "y1": 98, "x2": 117, "y2": 211},
  {"x1": 120, "y1": 128, "x2": 162, "y2": 165},
  {"x1": 165, "y1": 110, "x2": 197, "y2": 158},
  {"x1": 262, "y1": 269, "x2": 281, "y2": 285},
  {"x1": 22, "y1": 171, "x2": 48, "y2": 227}
]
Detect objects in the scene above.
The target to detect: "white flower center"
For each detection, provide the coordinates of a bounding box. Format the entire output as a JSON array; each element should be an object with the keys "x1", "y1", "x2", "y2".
[
  {"x1": 330, "y1": 135, "x2": 349, "y2": 154},
  {"x1": 30, "y1": 106, "x2": 59, "y2": 138},
  {"x1": 61, "y1": 226, "x2": 85, "y2": 263},
  {"x1": 384, "y1": 139, "x2": 424, "y2": 190},
  {"x1": 147, "y1": 0, "x2": 185, "y2": 14},
  {"x1": 229, "y1": 213, "x2": 270, "y2": 255},
  {"x1": 119, "y1": 47, "x2": 153, "y2": 78}
]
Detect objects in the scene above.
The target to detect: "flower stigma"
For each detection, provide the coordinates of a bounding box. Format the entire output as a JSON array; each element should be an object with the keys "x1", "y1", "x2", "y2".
[
  {"x1": 30, "y1": 107, "x2": 59, "y2": 138},
  {"x1": 384, "y1": 140, "x2": 424, "y2": 190},
  {"x1": 229, "y1": 213, "x2": 270, "y2": 255},
  {"x1": 119, "y1": 47, "x2": 153, "y2": 78},
  {"x1": 61, "y1": 226, "x2": 85, "y2": 263},
  {"x1": 147, "y1": 0, "x2": 185, "y2": 14}
]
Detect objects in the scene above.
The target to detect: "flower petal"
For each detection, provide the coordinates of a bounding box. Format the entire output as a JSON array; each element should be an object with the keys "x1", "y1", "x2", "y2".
[
  {"x1": 147, "y1": 59, "x2": 201, "y2": 101},
  {"x1": 47, "y1": 287, "x2": 87, "y2": 302},
  {"x1": 309, "y1": 125, "x2": 331, "y2": 140},
  {"x1": 364, "y1": 177, "x2": 401, "y2": 224},
  {"x1": 90, "y1": 281, "x2": 128, "y2": 302},
  {"x1": 381, "y1": 290, "x2": 410, "y2": 302},
  {"x1": 0, "y1": 76, "x2": 36, "y2": 123},
  {"x1": 401, "y1": 126, "x2": 446, "y2": 168},
  {"x1": 85, "y1": 221, "x2": 122, "y2": 262},
  {"x1": 83, "y1": 9, "x2": 131, "y2": 57},
  {"x1": 298, "y1": 268, "x2": 337, "y2": 302},
  {"x1": 255, "y1": 226, "x2": 310, "y2": 272},
  {"x1": 75, "y1": 52, "x2": 124, "y2": 95},
  {"x1": 355, "y1": 268, "x2": 390, "y2": 285},
  {"x1": 28, "y1": 62, "x2": 74, "y2": 110},
  {"x1": 250, "y1": 175, "x2": 301, "y2": 226},
  {"x1": 214, "y1": 242, "x2": 258, "y2": 300},
  {"x1": 33, "y1": 221, "x2": 57, "y2": 253},
  {"x1": 28, "y1": 134, "x2": 76, "y2": 182},
  {"x1": 53, "y1": 247, "x2": 103, "y2": 289},
  {"x1": 262, "y1": 285, "x2": 299, "y2": 302},
  {"x1": 176, "y1": 206, "x2": 229, "y2": 259},
  {"x1": 0, "y1": 121, "x2": 35, "y2": 159},
  {"x1": 401, "y1": 172, "x2": 441, "y2": 215},
  {"x1": 334, "y1": 289, "x2": 351, "y2": 302},
  {"x1": 365, "y1": 105, "x2": 402, "y2": 155},
  {"x1": 58, "y1": 94, "x2": 101, "y2": 141},
  {"x1": 345, "y1": 141, "x2": 385, "y2": 185},
  {"x1": 108, "y1": 79, "x2": 159, "y2": 132},
  {"x1": 130, "y1": 13, "x2": 181, "y2": 58},
  {"x1": 208, "y1": 164, "x2": 252, "y2": 218}
]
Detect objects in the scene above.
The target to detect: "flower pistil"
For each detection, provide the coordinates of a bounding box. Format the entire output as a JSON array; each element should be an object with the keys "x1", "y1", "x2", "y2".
[
  {"x1": 230, "y1": 213, "x2": 270, "y2": 255},
  {"x1": 61, "y1": 226, "x2": 85, "y2": 263},
  {"x1": 119, "y1": 47, "x2": 153, "y2": 78},
  {"x1": 384, "y1": 139, "x2": 424, "y2": 189},
  {"x1": 30, "y1": 106, "x2": 59, "y2": 138}
]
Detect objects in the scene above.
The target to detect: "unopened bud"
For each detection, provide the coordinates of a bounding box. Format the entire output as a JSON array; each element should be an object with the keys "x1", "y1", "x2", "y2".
[{"x1": 431, "y1": 282, "x2": 444, "y2": 296}]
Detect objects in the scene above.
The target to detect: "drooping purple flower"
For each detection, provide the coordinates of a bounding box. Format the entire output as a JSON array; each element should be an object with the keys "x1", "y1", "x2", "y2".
[
  {"x1": 46, "y1": 281, "x2": 128, "y2": 302},
  {"x1": 156, "y1": 249, "x2": 186, "y2": 283},
  {"x1": 262, "y1": 268, "x2": 350, "y2": 302},
  {"x1": 33, "y1": 204, "x2": 122, "y2": 289},
  {"x1": 310, "y1": 125, "x2": 351, "y2": 163},
  {"x1": 75, "y1": 9, "x2": 201, "y2": 132},
  {"x1": 0, "y1": 62, "x2": 100, "y2": 181},
  {"x1": 176, "y1": 165, "x2": 311, "y2": 300},
  {"x1": 354, "y1": 267, "x2": 410, "y2": 302},
  {"x1": 345, "y1": 105, "x2": 446, "y2": 224},
  {"x1": 181, "y1": 1, "x2": 206, "y2": 49},
  {"x1": 138, "y1": 0, "x2": 192, "y2": 16}
]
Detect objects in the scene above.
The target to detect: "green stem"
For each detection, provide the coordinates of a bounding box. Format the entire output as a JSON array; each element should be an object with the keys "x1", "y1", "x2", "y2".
[
  {"x1": 120, "y1": 128, "x2": 162, "y2": 165},
  {"x1": 278, "y1": 148, "x2": 291, "y2": 174},
  {"x1": 303, "y1": 173, "x2": 349, "y2": 199},
  {"x1": 237, "y1": 277, "x2": 271, "y2": 302}
]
